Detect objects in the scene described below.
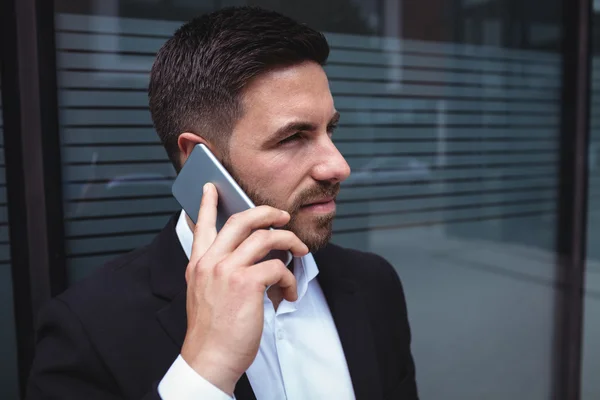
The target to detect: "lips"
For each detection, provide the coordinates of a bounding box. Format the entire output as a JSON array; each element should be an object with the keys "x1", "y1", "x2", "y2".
[{"x1": 302, "y1": 197, "x2": 335, "y2": 207}]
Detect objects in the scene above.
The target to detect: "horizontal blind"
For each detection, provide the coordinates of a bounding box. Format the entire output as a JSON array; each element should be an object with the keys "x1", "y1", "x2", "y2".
[{"x1": 54, "y1": 13, "x2": 578, "y2": 275}]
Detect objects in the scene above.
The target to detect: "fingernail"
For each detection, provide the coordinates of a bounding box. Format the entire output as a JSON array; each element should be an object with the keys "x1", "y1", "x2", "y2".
[{"x1": 203, "y1": 183, "x2": 209, "y2": 193}]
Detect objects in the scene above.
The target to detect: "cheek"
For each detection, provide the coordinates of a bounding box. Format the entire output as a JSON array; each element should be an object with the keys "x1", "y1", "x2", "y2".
[
  {"x1": 260, "y1": 161, "x2": 305, "y2": 203},
  {"x1": 230, "y1": 145, "x2": 311, "y2": 205},
  {"x1": 267, "y1": 164, "x2": 298, "y2": 193},
  {"x1": 233, "y1": 157, "x2": 291, "y2": 198}
]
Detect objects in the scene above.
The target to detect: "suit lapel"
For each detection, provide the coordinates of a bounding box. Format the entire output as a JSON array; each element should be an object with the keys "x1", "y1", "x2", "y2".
[
  {"x1": 150, "y1": 214, "x2": 256, "y2": 400},
  {"x1": 156, "y1": 290, "x2": 187, "y2": 348},
  {"x1": 315, "y1": 245, "x2": 383, "y2": 400}
]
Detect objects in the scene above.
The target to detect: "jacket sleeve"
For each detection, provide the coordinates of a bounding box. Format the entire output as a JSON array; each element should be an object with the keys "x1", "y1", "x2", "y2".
[{"x1": 25, "y1": 298, "x2": 161, "y2": 400}]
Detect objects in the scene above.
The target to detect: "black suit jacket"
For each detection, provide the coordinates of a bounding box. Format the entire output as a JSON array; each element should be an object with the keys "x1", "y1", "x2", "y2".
[{"x1": 26, "y1": 215, "x2": 418, "y2": 399}]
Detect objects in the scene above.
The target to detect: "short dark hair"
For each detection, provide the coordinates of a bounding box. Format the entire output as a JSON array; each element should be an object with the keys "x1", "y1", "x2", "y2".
[{"x1": 148, "y1": 6, "x2": 330, "y2": 171}]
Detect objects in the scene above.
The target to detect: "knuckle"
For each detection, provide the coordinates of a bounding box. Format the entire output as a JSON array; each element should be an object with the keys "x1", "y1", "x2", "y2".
[
  {"x1": 282, "y1": 230, "x2": 300, "y2": 243},
  {"x1": 271, "y1": 258, "x2": 286, "y2": 271},
  {"x1": 194, "y1": 258, "x2": 209, "y2": 277},
  {"x1": 251, "y1": 229, "x2": 270, "y2": 243},
  {"x1": 256, "y1": 205, "x2": 273, "y2": 213},
  {"x1": 226, "y1": 213, "x2": 241, "y2": 226},
  {"x1": 213, "y1": 260, "x2": 227, "y2": 277},
  {"x1": 281, "y1": 230, "x2": 295, "y2": 239},
  {"x1": 223, "y1": 214, "x2": 243, "y2": 231},
  {"x1": 187, "y1": 257, "x2": 208, "y2": 282},
  {"x1": 229, "y1": 271, "x2": 246, "y2": 289},
  {"x1": 258, "y1": 205, "x2": 281, "y2": 218}
]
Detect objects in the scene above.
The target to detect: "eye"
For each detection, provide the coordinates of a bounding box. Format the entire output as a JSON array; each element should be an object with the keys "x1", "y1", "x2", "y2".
[{"x1": 279, "y1": 132, "x2": 302, "y2": 145}]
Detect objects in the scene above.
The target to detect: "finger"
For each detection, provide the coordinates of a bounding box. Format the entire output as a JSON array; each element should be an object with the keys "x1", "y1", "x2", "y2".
[
  {"x1": 245, "y1": 259, "x2": 298, "y2": 302},
  {"x1": 190, "y1": 183, "x2": 218, "y2": 263},
  {"x1": 203, "y1": 206, "x2": 291, "y2": 262},
  {"x1": 226, "y1": 229, "x2": 308, "y2": 267}
]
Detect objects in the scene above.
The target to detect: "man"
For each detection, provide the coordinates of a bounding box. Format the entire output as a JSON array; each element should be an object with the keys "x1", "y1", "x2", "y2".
[{"x1": 27, "y1": 6, "x2": 417, "y2": 400}]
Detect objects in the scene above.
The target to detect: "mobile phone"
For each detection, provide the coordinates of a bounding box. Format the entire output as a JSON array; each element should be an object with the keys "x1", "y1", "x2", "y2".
[{"x1": 172, "y1": 143, "x2": 293, "y2": 266}]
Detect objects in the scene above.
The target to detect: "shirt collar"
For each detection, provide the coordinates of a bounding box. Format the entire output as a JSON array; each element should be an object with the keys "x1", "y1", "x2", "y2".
[
  {"x1": 176, "y1": 210, "x2": 194, "y2": 260},
  {"x1": 175, "y1": 210, "x2": 319, "y2": 302}
]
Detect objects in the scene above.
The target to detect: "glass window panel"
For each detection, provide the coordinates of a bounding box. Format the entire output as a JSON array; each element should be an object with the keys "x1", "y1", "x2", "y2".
[{"x1": 54, "y1": 1, "x2": 565, "y2": 398}]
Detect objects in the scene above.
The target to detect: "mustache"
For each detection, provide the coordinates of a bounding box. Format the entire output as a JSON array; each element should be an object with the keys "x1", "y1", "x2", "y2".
[{"x1": 289, "y1": 182, "x2": 341, "y2": 213}]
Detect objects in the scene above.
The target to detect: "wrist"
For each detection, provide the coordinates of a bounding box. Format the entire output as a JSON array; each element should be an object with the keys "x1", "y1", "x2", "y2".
[{"x1": 181, "y1": 345, "x2": 241, "y2": 396}]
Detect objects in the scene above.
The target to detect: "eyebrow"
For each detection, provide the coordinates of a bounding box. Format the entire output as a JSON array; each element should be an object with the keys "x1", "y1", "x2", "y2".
[{"x1": 269, "y1": 111, "x2": 341, "y2": 142}]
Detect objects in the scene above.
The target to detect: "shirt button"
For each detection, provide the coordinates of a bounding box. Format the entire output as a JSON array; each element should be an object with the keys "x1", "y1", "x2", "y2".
[{"x1": 277, "y1": 330, "x2": 284, "y2": 340}]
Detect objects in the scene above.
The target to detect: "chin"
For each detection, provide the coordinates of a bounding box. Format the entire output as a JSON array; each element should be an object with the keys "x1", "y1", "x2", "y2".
[{"x1": 289, "y1": 216, "x2": 334, "y2": 253}]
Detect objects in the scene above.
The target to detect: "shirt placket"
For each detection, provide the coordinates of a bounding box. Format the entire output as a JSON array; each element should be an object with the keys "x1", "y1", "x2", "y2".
[
  {"x1": 262, "y1": 294, "x2": 290, "y2": 400},
  {"x1": 273, "y1": 298, "x2": 302, "y2": 400}
]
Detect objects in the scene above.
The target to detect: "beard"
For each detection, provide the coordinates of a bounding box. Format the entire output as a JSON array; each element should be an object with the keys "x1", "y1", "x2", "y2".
[{"x1": 223, "y1": 160, "x2": 340, "y2": 252}]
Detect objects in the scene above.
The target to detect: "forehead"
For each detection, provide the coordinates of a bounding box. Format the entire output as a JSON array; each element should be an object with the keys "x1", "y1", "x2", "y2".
[{"x1": 235, "y1": 62, "x2": 335, "y2": 134}]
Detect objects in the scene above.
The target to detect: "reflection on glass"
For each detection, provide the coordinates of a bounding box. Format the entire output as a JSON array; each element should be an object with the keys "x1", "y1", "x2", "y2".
[{"x1": 55, "y1": 0, "x2": 564, "y2": 398}]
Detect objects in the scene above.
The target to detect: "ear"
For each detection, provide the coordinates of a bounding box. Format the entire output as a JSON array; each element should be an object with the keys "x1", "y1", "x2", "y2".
[{"x1": 177, "y1": 133, "x2": 220, "y2": 165}]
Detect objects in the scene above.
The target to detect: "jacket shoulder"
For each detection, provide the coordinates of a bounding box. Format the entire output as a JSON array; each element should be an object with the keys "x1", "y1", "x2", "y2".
[
  {"x1": 52, "y1": 244, "x2": 162, "y2": 321},
  {"x1": 323, "y1": 243, "x2": 400, "y2": 284}
]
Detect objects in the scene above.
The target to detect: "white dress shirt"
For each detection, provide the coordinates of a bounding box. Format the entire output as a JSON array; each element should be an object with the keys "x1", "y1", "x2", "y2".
[{"x1": 158, "y1": 211, "x2": 355, "y2": 400}]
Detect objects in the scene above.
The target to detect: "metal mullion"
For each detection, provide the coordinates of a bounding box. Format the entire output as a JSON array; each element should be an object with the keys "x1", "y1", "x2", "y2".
[
  {"x1": 554, "y1": 0, "x2": 593, "y2": 399},
  {"x1": 0, "y1": 0, "x2": 66, "y2": 393}
]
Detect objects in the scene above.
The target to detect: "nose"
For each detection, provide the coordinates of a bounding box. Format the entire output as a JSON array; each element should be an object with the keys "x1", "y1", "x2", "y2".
[{"x1": 311, "y1": 136, "x2": 351, "y2": 184}]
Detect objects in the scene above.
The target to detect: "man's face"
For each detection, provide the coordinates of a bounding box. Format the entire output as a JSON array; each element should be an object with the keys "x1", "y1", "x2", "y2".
[{"x1": 223, "y1": 61, "x2": 351, "y2": 252}]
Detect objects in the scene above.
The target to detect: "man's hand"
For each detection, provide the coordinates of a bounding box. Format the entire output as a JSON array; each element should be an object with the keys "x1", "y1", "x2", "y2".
[{"x1": 180, "y1": 183, "x2": 309, "y2": 396}]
